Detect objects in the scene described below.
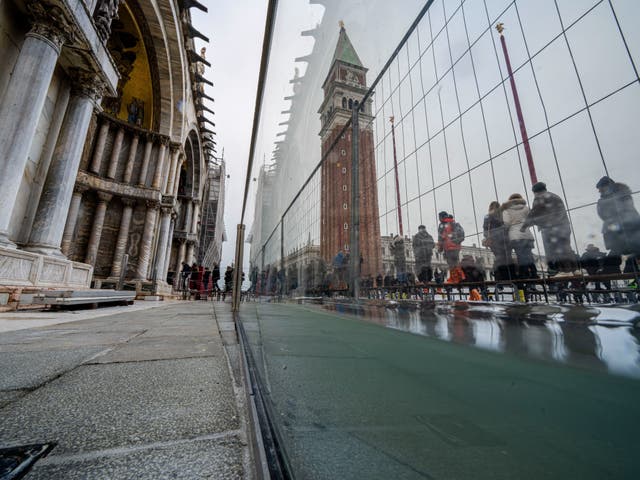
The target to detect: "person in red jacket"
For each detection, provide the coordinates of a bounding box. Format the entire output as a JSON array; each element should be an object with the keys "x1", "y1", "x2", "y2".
[{"x1": 437, "y1": 211, "x2": 466, "y2": 283}]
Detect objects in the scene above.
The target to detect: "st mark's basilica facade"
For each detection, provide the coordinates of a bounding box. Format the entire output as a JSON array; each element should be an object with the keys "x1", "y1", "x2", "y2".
[{"x1": 0, "y1": 0, "x2": 224, "y2": 307}]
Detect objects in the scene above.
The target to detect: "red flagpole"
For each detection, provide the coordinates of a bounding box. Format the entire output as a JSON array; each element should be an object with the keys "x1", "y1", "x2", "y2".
[
  {"x1": 390, "y1": 116, "x2": 404, "y2": 236},
  {"x1": 496, "y1": 23, "x2": 538, "y2": 185}
]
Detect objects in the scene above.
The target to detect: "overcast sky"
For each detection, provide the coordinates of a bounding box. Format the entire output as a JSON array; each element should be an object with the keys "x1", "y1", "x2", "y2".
[{"x1": 191, "y1": 0, "x2": 268, "y2": 271}]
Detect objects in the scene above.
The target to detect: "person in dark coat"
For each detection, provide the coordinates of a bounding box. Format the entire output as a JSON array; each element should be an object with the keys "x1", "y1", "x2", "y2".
[
  {"x1": 390, "y1": 234, "x2": 408, "y2": 284},
  {"x1": 412, "y1": 225, "x2": 435, "y2": 284},
  {"x1": 180, "y1": 262, "x2": 191, "y2": 290},
  {"x1": 203, "y1": 268, "x2": 211, "y2": 293},
  {"x1": 596, "y1": 176, "x2": 640, "y2": 272},
  {"x1": 460, "y1": 255, "x2": 484, "y2": 283},
  {"x1": 483, "y1": 201, "x2": 511, "y2": 280},
  {"x1": 437, "y1": 212, "x2": 465, "y2": 282},
  {"x1": 522, "y1": 182, "x2": 576, "y2": 275},
  {"x1": 224, "y1": 265, "x2": 233, "y2": 293},
  {"x1": 580, "y1": 244, "x2": 610, "y2": 299}
]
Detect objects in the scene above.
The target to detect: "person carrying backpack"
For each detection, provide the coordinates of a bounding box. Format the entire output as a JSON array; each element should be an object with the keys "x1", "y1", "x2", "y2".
[{"x1": 437, "y1": 211, "x2": 465, "y2": 283}]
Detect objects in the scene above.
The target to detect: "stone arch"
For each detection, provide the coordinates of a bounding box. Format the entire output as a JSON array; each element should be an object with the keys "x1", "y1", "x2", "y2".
[
  {"x1": 126, "y1": 0, "x2": 186, "y2": 137},
  {"x1": 177, "y1": 128, "x2": 202, "y2": 198}
]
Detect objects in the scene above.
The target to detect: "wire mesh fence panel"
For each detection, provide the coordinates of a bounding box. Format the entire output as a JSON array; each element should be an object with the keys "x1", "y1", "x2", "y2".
[{"x1": 248, "y1": 0, "x2": 639, "y2": 302}]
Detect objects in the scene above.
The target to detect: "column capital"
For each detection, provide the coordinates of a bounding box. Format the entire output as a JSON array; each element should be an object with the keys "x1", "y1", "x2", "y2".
[
  {"x1": 69, "y1": 68, "x2": 107, "y2": 103},
  {"x1": 158, "y1": 136, "x2": 171, "y2": 147},
  {"x1": 145, "y1": 200, "x2": 160, "y2": 210},
  {"x1": 192, "y1": 199, "x2": 201, "y2": 206},
  {"x1": 97, "y1": 191, "x2": 113, "y2": 203},
  {"x1": 73, "y1": 184, "x2": 90, "y2": 195},
  {"x1": 160, "y1": 206, "x2": 173, "y2": 215},
  {"x1": 121, "y1": 197, "x2": 137, "y2": 207},
  {"x1": 170, "y1": 142, "x2": 182, "y2": 152},
  {"x1": 26, "y1": 1, "x2": 75, "y2": 50}
]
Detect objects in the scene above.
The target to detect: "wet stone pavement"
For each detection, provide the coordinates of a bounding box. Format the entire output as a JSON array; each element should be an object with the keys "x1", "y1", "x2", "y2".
[{"x1": 0, "y1": 302, "x2": 252, "y2": 479}]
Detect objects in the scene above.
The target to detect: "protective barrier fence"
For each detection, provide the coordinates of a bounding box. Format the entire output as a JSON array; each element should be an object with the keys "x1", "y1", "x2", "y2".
[{"x1": 248, "y1": 0, "x2": 640, "y2": 303}]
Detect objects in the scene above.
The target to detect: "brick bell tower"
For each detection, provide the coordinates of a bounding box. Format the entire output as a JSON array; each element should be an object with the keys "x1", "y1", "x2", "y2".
[{"x1": 319, "y1": 23, "x2": 382, "y2": 280}]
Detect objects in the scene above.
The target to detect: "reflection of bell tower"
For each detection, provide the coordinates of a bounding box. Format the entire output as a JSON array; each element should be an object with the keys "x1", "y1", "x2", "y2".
[{"x1": 319, "y1": 23, "x2": 382, "y2": 279}]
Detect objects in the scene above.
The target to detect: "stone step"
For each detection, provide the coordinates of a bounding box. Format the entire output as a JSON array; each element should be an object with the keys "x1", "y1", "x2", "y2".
[{"x1": 32, "y1": 289, "x2": 136, "y2": 306}]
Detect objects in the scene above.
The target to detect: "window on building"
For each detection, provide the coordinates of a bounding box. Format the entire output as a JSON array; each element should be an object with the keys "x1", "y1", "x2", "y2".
[
  {"x1": 342, "y1": 167, "x2": 347, "y2": 173},
  {"x1": 348, "y1": 98, "x2": 353, "y2": 109},
  {"x1": 342, "y1": 185, "x2": 347, "y2": 191},
  {"x1": 343, "y1": 203, "x2": 348, "y2": 209},
  {"x1": 341, "y1": 149, "x2": 346, "y2": 156},
  {"x1": 342, "y1": 97, "x2": 347, "y2": 109},
  {"x1": 344, "y1": 223, "x2": 348, "y2": 230}
]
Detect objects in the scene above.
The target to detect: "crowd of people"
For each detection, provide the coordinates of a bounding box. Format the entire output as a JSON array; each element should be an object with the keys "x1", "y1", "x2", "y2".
[
  {"x1": 482, "y1": 178, "x2": 639, "y2": 282},
  {"x1": 383, "y1": 177, "x2": 639, "y2": 288},
  {"x1": 176, "y1": 262, "x2": 247, "y2": 300}
]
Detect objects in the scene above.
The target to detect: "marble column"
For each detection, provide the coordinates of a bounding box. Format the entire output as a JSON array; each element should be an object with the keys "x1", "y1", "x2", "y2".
[
  {"x1": 135, "y1": 201, "x2": 159, "y2": 279},
  {"x1": 162, "y1": 213, "x2": 176, "y2": 280},
  {"x1": 122, "y1": 133, "x2": 139, "y2": 183},
  {"x1": 106, "y1": 126, "x2": 124, "y2": 179},
  {"x1": 164, "y1": 146, "x2": 180, "y2": 194},
  {"x1": 175, "y1": 238, "x2": 186, "y2": 278},
  {"x1": 85, "y1": 192, "x2": 112, "y2": 266},
  {"x1": 190, "y1": 200, "x2": 201, "y2": 234},
  {"x1": 186, "y1": 241, "x2": 195, "y2": 266},
  {"x1": 90, "y1": 120, "x2": 110, "y2": 174},
  {"x1": 110, "y1": 198, "x2": 136, "y2": 277},
  {"x1": 153, "y1": 207, "x2": 172, "y2": 282},
  {"x1": 137, "y1": 135, "x2": 153, "y2": 186},
  {"x1": 183, "y1": 201, "x2": 193, "y2": 231},
  {"x1": 0, "y1": 18, "x2": 69, "y2": 247},
  {"x1": 61, "y1": 185, "x2": 88, "y2": 257},
  {"x1": 25, "y1": 72, "x2": 103, "y2": 257},
  {"x1": 151, "y1": 138, "x2": 169, "y2": 190}
]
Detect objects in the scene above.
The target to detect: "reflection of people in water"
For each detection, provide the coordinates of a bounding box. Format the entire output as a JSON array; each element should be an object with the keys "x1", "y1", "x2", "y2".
[
  {"x1": 450, "y1": 308, "x2": 475, "y2": 346},
  {"x1": 559, "y1": 315, "x2": 605, "y2": 371}
]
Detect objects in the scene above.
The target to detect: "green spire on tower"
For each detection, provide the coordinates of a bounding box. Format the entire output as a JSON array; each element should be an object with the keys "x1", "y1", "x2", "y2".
[{"x1": 332, "y1": 22, "x2": 363, "y2": 67}]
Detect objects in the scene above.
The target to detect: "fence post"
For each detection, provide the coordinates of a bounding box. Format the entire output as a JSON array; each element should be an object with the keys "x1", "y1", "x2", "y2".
[
  {"x1": 280, "y1": 218, "x2": 285, "y2": 295},
  {"x1": 232, "y1": 224, "x2": 245, "y2": 312},
  {"x1": 350, "y1": 107, "x2": 360, "y2": 300}
]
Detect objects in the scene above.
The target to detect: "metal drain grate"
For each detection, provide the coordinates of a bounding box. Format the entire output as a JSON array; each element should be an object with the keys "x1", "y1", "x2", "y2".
[{"x1": 0, "y1": 443, "x2": 56, "y2": 480}]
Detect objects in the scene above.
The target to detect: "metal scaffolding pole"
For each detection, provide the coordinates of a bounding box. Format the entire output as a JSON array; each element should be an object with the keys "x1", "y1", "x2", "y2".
[
  {"x1": 350, "y1": 107, "x2": 360, "y2": 300},
  {"x1": 496, "y1": 23, "x2": 538, "y2": 185},
  {"x1": 231, "y1": 224, "x2": 245, "y2": 312}
]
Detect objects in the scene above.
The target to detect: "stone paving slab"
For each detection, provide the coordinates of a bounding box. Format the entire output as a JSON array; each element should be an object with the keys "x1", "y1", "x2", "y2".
[
  {"x1": 0, "y1": 301, "x2": 253, "y2": 478},
  {"x1": 0, "y1": 347, "x2": 106, "y2": 390},
  {"x1": 91, "y1": 335, "x2": 224, "y2": 363},
  {"x1": 28, "y1": 435, "x2": 245, "y2": 480},
  {"x1": 0, "y1": 390, "x2": 26, "y2": 408},
  {"x1": 0, "y1": 330, "x2": 144, "y2": 352},
  {"x1": 0, "y1": 357, "x2": 239, "y2": 455},
  {"x1": 0, "y1": 301, "x2": 176, "y2": 334}
]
